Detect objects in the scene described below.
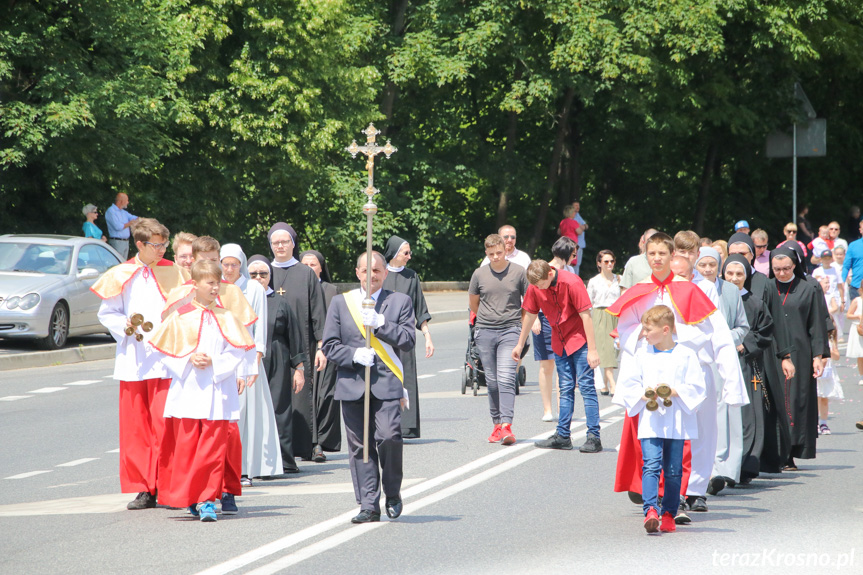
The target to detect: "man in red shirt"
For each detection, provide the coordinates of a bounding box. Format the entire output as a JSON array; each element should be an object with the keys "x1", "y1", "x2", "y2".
[{"x1": 511, "y1": 260, "x2": 602, "y2": 452}]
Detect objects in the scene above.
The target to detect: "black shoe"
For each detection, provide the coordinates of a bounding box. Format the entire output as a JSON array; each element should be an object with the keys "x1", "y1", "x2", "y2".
[
  {"x1": 127, "y1": 491, "x2": 157, "y2": 510},
  {"x1": 578, "y1": 433, "x2": 602, "y2": 453},
  {"x1": 312, "y1": 445, "x2": 326, "y2": 463},
  {"x1": 724, "y1": 477, "x2": 737, "y2": 488},
  {"x1": 627, "y1": 491, "x2": 643, "y2": 505},
  {"x1": 220, "y1": 493, "x2": 238, "y2": 515},
  {"x1": 675, "y1": 501, "x2": 691, "y2": 525},
  {"x1": 385, "y1": 496, "x2": 403, "y2": 519},
  {"x1": 689, "y1": 496, "x2": 708, "y2": 512},
  {"x1": 351, "y1": 509, "x2": 381, "y2": 524},
  {"x1": 283, "y1": 466, "x2": 300, "y2": 474},
  {"x1": 706, "y1": 476, "x2": 726, "y2": 496},
  {"x1": 535, "y1": 433, "x2": 573, "y2": 450}
]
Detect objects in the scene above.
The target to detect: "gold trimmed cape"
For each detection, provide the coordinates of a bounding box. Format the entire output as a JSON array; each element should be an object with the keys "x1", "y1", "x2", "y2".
[
  {"x1": 148, "y1": 301, "x2": 255, "y2": 358},
  {"x1": 161, "y1": 280, "x2": 257, "y2": 326},
  {"x1": 90, "y1": 258, "x2": 189, "y2": 301}
]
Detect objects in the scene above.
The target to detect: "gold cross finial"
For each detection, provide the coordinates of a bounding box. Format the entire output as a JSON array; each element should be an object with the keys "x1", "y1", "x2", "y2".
[{"x1": 346, "y1": 123, "x2": 397, "y2": 201}]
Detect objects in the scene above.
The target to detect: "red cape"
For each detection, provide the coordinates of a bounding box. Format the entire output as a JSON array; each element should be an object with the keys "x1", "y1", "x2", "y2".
[
  {"x1": 614, "y1": 413, "x2": 692, "y2": 497},
  {"x1": 606, "y1": 273, "x2": 716, "y2": 325}
]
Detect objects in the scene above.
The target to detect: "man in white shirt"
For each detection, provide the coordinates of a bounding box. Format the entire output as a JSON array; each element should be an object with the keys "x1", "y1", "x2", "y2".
[{"x1": 480, "y1": 225, "x2": 531, "y2": 269}]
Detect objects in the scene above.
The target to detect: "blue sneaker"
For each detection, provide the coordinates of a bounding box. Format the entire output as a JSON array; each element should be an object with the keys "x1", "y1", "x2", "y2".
[
  {"x1": 188, "y1": 504, "x2": 199, "y2": 517},
  {"x1": 220, "y1": 493, "x2": 238, "y2": 515},
  {"x1": 199, "y1": 501, "x2": 217, "y2": 522}
]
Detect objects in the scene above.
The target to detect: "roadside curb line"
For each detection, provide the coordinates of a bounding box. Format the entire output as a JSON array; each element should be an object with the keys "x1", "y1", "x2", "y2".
[
  {"x1": 0, "y1": 344, "x2": 116, "y2": 372},
  {"x1": 0, "y1": 311, "x2": 465, "y2": 371}
]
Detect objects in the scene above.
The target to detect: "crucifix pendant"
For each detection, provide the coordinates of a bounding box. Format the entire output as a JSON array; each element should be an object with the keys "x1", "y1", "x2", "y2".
[
  {"x1": 276, "y1": 287, "x2": 286, "y2": 296},
  {"x1": 752, "y1": 375, "x2": 762, "y2": 391}
]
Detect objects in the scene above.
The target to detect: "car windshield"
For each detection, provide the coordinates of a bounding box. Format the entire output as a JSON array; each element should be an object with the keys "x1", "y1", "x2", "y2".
[{"x1": 0, "y1": 242, "x2": 73, "y2": 275}]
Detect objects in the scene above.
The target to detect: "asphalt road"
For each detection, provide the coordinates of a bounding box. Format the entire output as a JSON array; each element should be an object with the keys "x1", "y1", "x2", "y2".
[{"x1": 1, "y1": 319, "x2": 861, "y2": 575}]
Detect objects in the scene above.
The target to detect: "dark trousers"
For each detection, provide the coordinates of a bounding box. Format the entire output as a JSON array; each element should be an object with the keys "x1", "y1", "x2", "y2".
[{"x1": 342, "y1": 397, "x2": 403, "y2": 512}]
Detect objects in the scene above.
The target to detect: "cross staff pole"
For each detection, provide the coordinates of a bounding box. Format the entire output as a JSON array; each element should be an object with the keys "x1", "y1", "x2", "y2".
[{"x1": 346, "y1": 123, "x2": 397, "y2": 463}]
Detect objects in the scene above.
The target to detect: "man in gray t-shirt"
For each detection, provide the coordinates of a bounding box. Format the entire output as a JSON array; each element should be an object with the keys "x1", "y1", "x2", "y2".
[{"x1": 468, "y1": 234, "x2": 528, "y2": 446}]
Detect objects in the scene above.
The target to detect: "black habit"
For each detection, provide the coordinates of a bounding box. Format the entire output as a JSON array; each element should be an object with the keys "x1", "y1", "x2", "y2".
[
  {"x1": 382, "y1": 267, "x2": 430, "y2": 439},
  {"x1": 313, "y1": 279, "x2": 341, "y2": 452},
  {"x1": 270, "y1": 261, "x2": 327, "y2": 459},
  {"x1": 262, "y1": 292, "x2": 307, "y2": 472}
]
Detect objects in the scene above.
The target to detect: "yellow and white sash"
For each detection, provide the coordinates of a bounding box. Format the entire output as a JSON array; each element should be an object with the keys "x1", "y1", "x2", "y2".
[{"x1": 344, "y1": 289, "x2": 404, "y2": 384}]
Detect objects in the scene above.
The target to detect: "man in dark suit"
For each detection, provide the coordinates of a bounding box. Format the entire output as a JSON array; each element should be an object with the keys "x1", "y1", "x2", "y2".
[{"x1": 322, "y1": 251, "x2": 416, "y2": 523}]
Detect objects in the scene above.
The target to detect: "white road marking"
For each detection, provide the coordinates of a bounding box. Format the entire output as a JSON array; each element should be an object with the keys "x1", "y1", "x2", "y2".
[
  {"x1": 56, "y1": 458, "x2": 99, "y2": 467},
  {"x1": 0, "y1": 395, "x2": 33, "y2": 402},
  {"x1": 242, "y1": 410, "x2": 624, "y2": 575},
  {"x1": 416, "y1": 374, "x2": 435, "y2": 379},
  {"x1": 27, "y1": 387, "x2": 67, "y2": 394},
  {"x1": 103, "y1": 375, "x2": 115, "y2": 379},
  {"x1": 5, "y1": 470, "x2": 52, "y2": 480},
  {"x1": 105, "y1": 449, "x2": 120, "y2": 453},
  {"x1": 64, "y1": 380, "x2": 100, "y2": 386},
  {"x1": 438, "y1": 368, "x2": 461, "y2": 373},
  {"x1": 198, "y1": 405, "x2": 623, "y2": 575}
]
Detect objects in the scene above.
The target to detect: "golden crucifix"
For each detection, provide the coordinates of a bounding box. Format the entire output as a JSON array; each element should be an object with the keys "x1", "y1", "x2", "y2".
[{"x1": 346, "y1": 123, "x2": 397, "y2": 462}]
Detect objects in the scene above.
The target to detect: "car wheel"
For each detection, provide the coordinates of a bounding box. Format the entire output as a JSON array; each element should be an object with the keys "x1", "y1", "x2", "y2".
[{"x1": 39, "y1": 303, "x2": 69, "y2": 350}]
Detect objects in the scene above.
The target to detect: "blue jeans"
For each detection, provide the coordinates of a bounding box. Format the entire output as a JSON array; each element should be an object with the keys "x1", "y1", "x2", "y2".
[
  {"x1": 554, "y1": 344, "x2": 600, "y2": 439},
  {"x1": 474, "y1": 325, "x2": 521, "y2": 424},
  {"x1": 641, "y1": 438, "x2": 684, "y2": 517}
]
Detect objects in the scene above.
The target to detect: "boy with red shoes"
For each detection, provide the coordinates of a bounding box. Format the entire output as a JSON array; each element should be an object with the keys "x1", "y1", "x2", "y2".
[{"x1": 616, "y1": 305, "x2": 706, "y2": 533}]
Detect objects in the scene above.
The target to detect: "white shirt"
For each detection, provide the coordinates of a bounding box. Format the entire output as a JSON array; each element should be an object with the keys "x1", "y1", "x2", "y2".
[
  {"x1": 587, "y1": 274, "x2": 621, "y2": 308},
  {"x1": 98, "y1": 264, "x2": 168, "y2": 381},
  {"x1": 481, "y1": 248, "x2": 531, "y2": 270},
  {"x1": 615, "y1": 344, "x2": 706, "y2": 439},
  {"x1": 160, "y1": 314, "x2": 254, "y2": 421},
  {"x1": 813, "y1": 265, "x2": 842, "y2": 301}
]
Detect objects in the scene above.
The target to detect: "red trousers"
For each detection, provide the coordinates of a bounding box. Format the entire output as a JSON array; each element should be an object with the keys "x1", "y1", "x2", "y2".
[
  {"x1": 157, "y1": 418, "x2": 229, "y2": 508},
  {"x1": 119, "y1": 378, "x2": 170, "y2": 494},
  {"x1": 222, "y1": 421, "x2": 242, "y2": 495},
  {"x1": 613, "y1": 413, "x2": 692, "y2": 496}
]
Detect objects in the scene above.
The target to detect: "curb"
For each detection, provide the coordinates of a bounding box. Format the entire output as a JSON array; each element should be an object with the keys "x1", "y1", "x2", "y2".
[
  {"x1": 0, "y1": 311, "x2": 465, "y2": 371},
  {"x1": 0, "y1": 343, "x2": 116, "y2": 372}
]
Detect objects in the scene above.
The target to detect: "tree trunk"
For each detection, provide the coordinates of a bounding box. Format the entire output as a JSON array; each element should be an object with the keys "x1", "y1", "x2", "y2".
[
  {"x1": 693, "y1": 140, "x2": 719, "y2": 236},
  {"x1": 495, "y1": 109, "x2": 519, "y2": 228},
  {"x1": 381, "y1": 0, "x2": 410, "y2": 127},
  {"x1": 528, "y1": 87, "x2": 576, "y2": 256}
]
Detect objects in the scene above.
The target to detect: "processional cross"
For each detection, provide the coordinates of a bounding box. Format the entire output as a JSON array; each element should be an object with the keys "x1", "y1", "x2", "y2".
[{"x1": 346, "y1": 123, "x2": 397, "y2": 462}]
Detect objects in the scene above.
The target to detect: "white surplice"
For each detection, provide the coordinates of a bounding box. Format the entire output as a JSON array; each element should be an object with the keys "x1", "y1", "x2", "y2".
[{"x1": 615, "y1": 344, "x2": 706, "y2": 440}]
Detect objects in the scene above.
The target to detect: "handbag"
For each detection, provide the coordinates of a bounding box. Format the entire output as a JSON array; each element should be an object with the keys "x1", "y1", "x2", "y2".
[{"x1": 857, "y1": 322, "x2": 863, "y2": 337}]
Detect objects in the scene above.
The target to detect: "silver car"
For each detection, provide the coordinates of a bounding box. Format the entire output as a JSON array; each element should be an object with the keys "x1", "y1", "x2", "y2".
[{"x1": 0, "y1": 234, "x2": 124, "y2": 349}]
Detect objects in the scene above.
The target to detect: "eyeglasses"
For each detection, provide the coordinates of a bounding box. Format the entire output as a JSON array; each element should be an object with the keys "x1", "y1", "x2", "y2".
[
  {"x1": 144, "y1": 241, "x2": 168, "y2": 250},
  {"x1": 754, "y1": 244, "x2": 768, "y2": 249},
  {"x1": 602, "y1": 259, "x2": 615, "y2": 264},
  {"x1": 249, "y1": 271, "x2": 269, "y2": 278},
  {"x1": 271, "y1": 240, "x2": 292, "y2": 247},
  {"x1": 502, "y1": 235, "x2": 516, "y2": 240},
  {"x1": 773, "y1": 266, "x2": 794, "y2": 273}
]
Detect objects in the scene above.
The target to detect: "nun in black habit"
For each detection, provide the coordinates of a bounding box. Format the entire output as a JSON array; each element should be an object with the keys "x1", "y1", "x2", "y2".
[
  {"x1": 267, "y1": 223, "x2": 328, "y2": 461},
  {"x1": 765, "y1": 246, "x2": 828, "y2": 469},
  {"x1": 382, "y1": 235, "x2": 433, "y2": 439},
  {"x1": 727, "y1": 232, "x2": 770, "y2": 303},
  {"x1": 248, "y1": 255, "x2": 308, "y2": 473},
  {"x1": 721, "y1": 254, "x2": 790, "y2": 478},
  {"x1": 299, "y1": 249, "x2": 342, "y2": 458}
]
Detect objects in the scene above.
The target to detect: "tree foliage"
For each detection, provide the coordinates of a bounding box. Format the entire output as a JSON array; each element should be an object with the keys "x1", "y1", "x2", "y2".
[{"x1": 3, "y1": 0, "x2": 863, "y2": 280}]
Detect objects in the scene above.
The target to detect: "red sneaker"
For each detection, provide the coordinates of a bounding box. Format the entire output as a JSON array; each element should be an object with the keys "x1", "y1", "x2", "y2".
[
  {"x1": 500, "y1": 424, "x2": 516, "y2": 445},
  {"x1": 487, "y1": 424, "x2": 503, "y2": 443},
  {"x1": 660, "y1": 512, "x2": 676, "y2": 532},
  {"x1": 644, "y1": 508, "x2": 659, "y2": 533}
]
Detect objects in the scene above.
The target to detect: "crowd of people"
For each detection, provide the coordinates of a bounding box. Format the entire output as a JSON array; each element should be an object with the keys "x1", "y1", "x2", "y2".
[{"x1": 85, "y1": 196, "x2": 861, "y2": 531}]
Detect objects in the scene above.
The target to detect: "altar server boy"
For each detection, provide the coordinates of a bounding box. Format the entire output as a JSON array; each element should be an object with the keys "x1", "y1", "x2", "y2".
[
  {"x1": 91, "y1": 218, "x2": 189, "y2": 510},
  {"x1": 148, "y1": 260, "x2": 256, "y2": 522},
  {"x1": 615, "y1": 305, "x2": 707, "y2": 534}
]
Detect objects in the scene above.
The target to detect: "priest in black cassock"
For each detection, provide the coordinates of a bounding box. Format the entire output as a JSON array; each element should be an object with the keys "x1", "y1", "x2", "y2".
[
  {"x1": 248, "y1": 255, "x2": 308, "y2": 473},
  {"x1": 765, "y1": 246, "x2": 827, "y2": 470},
  {"x1": 382, "y1": 235, "x2": 433, "y2": 439},
  {"x1": 300, "y1": 249, "x2": 342, "y2": 458},
  {"x1": 722, "y1": 254, "x2": 790, "y2": 479},
  {"x1": 267, "y1": 223, "x2": 328, "y2": 463}
]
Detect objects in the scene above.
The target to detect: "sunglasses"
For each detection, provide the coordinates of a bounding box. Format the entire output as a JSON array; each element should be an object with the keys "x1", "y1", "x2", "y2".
[
  {"x1": 602, "y1": 259, "x2": 615, "y2": 264},
  {"x1": 249, "y1": 271, "x2": 269, "y2": 278},
  {"x1": 754, "y1": 244, "x2": 768, "y2": 249},
  {"x1": 502, "y1": 235, "x2": 516, "y2": 240}
]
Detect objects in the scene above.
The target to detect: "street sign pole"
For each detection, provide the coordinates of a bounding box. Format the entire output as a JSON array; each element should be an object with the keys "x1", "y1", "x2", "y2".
[{"x1": 792, "y1": 123, "x2": 797, "y2": 224}]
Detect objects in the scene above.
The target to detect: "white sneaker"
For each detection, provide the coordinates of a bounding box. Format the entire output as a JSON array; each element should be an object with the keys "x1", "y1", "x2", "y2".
[
  {"x1": 541, "y1": 413, "x2": 554, "y2": 422},
  {"x1": 858, "y1": 379, "x2": 863, "y2": 386}
]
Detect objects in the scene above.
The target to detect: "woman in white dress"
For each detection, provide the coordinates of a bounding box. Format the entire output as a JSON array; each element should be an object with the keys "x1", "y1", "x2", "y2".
[
  {"x1": 586, "y1": 250, "x2": 620, "y2": 395},
  {"x1": 846, "y1": 293, "x2": 863, "y2": 386},
  {"x1": 221, "y1": 244, "x2": 283, "y2": 481}
]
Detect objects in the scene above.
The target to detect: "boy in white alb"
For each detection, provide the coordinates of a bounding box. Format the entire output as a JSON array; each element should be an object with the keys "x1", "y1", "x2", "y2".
[
  {"x1": 615, "y1": 305, "x2": 707, "y2": 534},
  {"x1": 148, "y1": 260, "x2": 256, "y2": 522},
  {"x1": 91, "y1": 218, "x2": 189, "y2": 510}
]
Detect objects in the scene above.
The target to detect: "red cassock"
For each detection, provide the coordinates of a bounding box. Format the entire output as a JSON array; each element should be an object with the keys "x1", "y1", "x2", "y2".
[
  {"x1": 157, "y1": 418, "x2": 230, "y2": 508},
  {"x1": 119, "y1": 378, "x2": 171, "y2": 494},
  {"x1": 222, "y1": 422, "x2": 243, "y2": 495},
  {"x1": 606, "y1": 273, "x2": 716, "y2": 496}
]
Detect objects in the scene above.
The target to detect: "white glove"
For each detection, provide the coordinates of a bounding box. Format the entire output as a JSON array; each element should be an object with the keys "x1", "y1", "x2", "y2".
[
  {"x1": 353, "y1": 347, "x2": 376, "y2": 367},
  {"x1": 401, "y1": 387, "x2": 410, "y2": 411},
  {"x1": 361, "y1": 308, "x2": 385, "y2": 328}
]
